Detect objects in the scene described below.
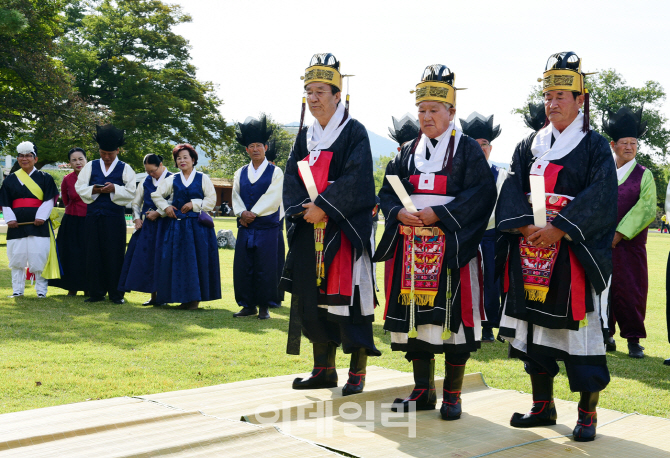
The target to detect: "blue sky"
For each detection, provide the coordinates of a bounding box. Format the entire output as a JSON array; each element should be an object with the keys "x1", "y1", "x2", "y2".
[{"x1": 174, "y1": 0, "x2": 670, "y2": 164}]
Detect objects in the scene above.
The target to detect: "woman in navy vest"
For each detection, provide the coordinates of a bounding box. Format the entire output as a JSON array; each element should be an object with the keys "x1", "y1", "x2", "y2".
[
  {"x1": 151, "y1": 144, "x2": 221, "y2": 310},
  {"x1": 118, "y1": 154, "x2": 172, "y2": 305},
  {"x1": 75, "y1": 124, "x2": 136, "y2": 304},
  {"x1": 231, "y1": 116, "x2": 284, "y2": 320}
]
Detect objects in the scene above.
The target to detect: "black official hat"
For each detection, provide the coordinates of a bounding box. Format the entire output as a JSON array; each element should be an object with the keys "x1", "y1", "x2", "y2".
[
  {"x1": 459, "y1": 112, "x2": 501, "y2": 142},
  {"x1": 524, "y1": 103, "x2": 547, "y2": 132},
  {"x1": 602, "y1": 106, "x2": 647, "y2": 142},
  {"x1": 388, "y1": 114, "x2": 420, "y2": 147},
  {"x1": 94, "y1": 124, "x2": 125, "y2": 151},
  {"x1": 235, "y1": 115, "x2": 273, "y2": 147}
]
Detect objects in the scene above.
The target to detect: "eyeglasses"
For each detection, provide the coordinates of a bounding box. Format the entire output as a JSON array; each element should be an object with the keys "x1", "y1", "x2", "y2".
[
  {"x1": 303, "y1": 90, "x2": 331, "y2": 99},
  {"x1": 617, "y1": 140, "x2": 638, "y2": 147},
  {"x1": 17, "y1": 153, "x2": 35, "y2": 159}
]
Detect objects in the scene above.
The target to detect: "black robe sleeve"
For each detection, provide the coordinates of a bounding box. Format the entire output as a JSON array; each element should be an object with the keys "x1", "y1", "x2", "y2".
[
  {"x1": 550, "y1": 134, "x2": 617, "y2": 243},
  {"x1": 315, "y1": 121, "x2": 376, "y2": 254},
  {"x1": 495, "y1": 134, "x2": 536, "y2": 233}
]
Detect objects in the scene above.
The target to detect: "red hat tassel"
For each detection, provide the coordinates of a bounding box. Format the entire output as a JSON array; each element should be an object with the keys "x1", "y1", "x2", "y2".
[
  {"x1": 298, "y1": 97, "x2": 306, "y2": 134},
  {"x1": 582, "y1": 88, "x2": 590, "y2": 133}
]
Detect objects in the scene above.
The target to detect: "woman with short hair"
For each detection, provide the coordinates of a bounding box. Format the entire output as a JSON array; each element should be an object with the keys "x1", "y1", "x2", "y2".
[
  {"x1": 118, "y1": 154, "x2": 172, "y2": 305},
  {"x1": 49, "y1": 148, "x2": 89, "y2": 295},
  {"x1": 151, "y1": 144, "x2": 221, "y2": 309}
]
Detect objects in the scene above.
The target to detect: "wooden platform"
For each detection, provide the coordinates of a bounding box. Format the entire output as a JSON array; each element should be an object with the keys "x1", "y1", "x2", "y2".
[{"x1": 1, "y1": 366, "x2": 668, "y2": 457}]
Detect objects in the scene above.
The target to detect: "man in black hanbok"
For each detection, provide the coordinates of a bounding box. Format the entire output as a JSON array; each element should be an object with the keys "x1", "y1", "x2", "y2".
[
  {"x1": 281, "y1": 53, "x2": 379, "y2": 396},
  {"x1": 496, "y1": 52, "x2": 617, "y2": 442},
  {"x1": 375, "y1": 64, "x2": 496, "y2": 420},
  {"x1": 75, "y1": 125, "x2": 136, "y2": 304}
]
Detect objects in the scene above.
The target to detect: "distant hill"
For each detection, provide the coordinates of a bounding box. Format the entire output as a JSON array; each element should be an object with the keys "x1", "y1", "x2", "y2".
[{"x1": 281, "y1": 122, "x2": 397, "y2": 159}]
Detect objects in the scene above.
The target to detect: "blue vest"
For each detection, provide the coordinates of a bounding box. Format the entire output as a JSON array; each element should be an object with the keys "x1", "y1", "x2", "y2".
[
  {"x1": 88, "y1": 159, "x2": 127, "y2": 217},
  {"x1": 172, "y1": 172, "x2": 204, "y2": 219},
  {"x1": 491, "y1": 164, "x2": 500, "y2": 183},
  {"x1": 141, "y1": 172, "x2": 172, "y2": 215},
  {"x1": 239, "y1": 163, "x2": 279, "y2": 229}
]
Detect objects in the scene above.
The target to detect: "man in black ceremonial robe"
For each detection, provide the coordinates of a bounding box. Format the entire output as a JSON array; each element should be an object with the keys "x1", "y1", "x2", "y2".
[
  {"x1": 281, "y1": 53, "x2": 380, "y2": 396},
  {"x1": 496, "y1": 52, "x2": 617, "y2": 442}
]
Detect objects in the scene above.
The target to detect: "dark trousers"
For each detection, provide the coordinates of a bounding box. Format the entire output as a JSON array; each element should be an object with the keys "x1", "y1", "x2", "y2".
[
  {"x1": 302, "y1": 313, "x2": 380, "y2": 356},
  {"x1": 510, "y1": 346, "x2": 610, "y2": 393},
  {"x1": 666, "y1": 252, "x2": 670, "y2": 344},
  {"x1": 85, "y1": 215, "x2": 126, "y2": 301}
]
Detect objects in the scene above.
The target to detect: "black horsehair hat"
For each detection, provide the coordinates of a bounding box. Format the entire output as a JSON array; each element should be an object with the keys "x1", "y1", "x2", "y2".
[
  {"x1": 459, "y1": 112, "x2": 501, "y2": 142},
  {"x1": 94, "y1": 124, "x2": 125, "y2": 151},
  {"x1": 525, "y1": 103, "x2": 547, "y2": 132},
  {"x1": 602, "y1": 107, "x2": 647, "y2": 142},
  {"x1": 388, "y1": 114, "x2": 420, "y2": 147},
  {"x1": 235, "y1": 115, "x2": 273, "y2": 147}
]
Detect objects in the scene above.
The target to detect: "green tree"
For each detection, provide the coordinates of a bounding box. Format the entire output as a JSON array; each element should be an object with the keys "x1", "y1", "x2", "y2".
[
  {"x1": 59, "y1": 0, "x2": 234, "y2": 168},
  {"x1": 513, "y1": 69, "x2": 670, "y2": 208},
  {"x1": 202, "y1": 116, "x2": 296, "y2": 179},
  {"x1": 374, "y1": 152, "x2": 396, "y2": 195}
]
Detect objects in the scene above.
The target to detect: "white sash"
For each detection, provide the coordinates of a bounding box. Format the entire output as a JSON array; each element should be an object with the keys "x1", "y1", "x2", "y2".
[
  {"x1": 414, "y1": 121, "x2": 463, "y2": 173},
  {"x1": 530, "y1": 112, "x2": 586, "y2": 161},
  {"x1": 306, "y1": 103, "x2": 351, "y2": 166}
]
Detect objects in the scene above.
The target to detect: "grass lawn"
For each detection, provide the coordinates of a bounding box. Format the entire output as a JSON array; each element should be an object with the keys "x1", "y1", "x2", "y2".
[{"x1": 0, "y1": 218, "x2": 669, "y2": 417}]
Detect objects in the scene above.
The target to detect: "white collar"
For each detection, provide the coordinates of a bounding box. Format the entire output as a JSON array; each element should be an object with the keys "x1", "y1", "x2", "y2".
[
  {"x1": 15, "y1": 167, "x2": 35, "y2": 186},
  {"x1": 152, "y1": 167, "x2": 168, "y2": 186},
  {"x1": 179, "y1": 170, "x2": 198, "y2": 188},
  {"x1": 307, "y1": 102, "x2": 351, "y2": 154},
  {"x1": 248, "y1": 158, "x2": 269, "y2": 183},
  {"x1": 530, "y1": 112, "x2": 586, "y2": 161},
  {"x1": 615, "y1": 156, "x2": 636, "y2": 182},
  {"x1": 100, "y1": 157, "x2": 119, "y2": 177},
  {"x1": 413, "y1": 121, "x2": 463, "y2": 173}
]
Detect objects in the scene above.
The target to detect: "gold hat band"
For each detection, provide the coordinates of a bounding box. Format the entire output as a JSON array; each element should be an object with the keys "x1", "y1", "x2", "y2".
[
  {"x1": 540, "y1": 69, "x2": 584, "y2": 93},
  {"x1": 412, "y1": 81, "x2": 456, "y2": 106},
  {"x1": 301, "y1": 65, "x2": 342, "y2": 90}
]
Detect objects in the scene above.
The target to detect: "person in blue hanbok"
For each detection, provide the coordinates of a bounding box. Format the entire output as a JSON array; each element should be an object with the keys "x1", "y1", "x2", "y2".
[
  {"x1": 118, "y1": 154, "x2": 172, "y2": 306},
  {"x1": 151, "y1": 144, "x2": 221, "y2": 310},
  {"x1": 232, "y1": 116, "x2": 284, "y2": 320}
]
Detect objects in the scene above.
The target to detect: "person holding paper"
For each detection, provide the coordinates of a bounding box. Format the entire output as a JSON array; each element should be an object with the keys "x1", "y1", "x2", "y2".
[
  {"x1": 602, "y1": 107, "x2": 656, "y2": 359},
  {"x1": 0, "y1": 141, "x2": 58, "y2": 298},
  {"x1": 375, "y1": 64, "x2": 496, "y2": 420},
  {"x1": 231, "y1": 115, "x2": 284, "y2": 320},
  {"x1": 281, "y1": 53, "x2": 380, "y2": 396},
  {"x1": 496, "y1": 52, "x2": 617, "y2": 442},
  {"x1": 75, "y1": 125, "x2": 136, "y2": 304},
  {"x1": 459, "y1": 112, "x2": 507, "y2": 342}
]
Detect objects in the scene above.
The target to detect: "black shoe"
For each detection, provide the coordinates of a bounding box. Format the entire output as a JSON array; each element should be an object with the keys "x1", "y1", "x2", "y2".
[
  {"x1": 605, "y1": 337, "x2": 616, "y2": 352},
  {"x1": 628, "y1": 342, "x2": 644, "y2": 359},
  {"x1": 142, "y1": 299, "x2": 156, "y2": 306},
  {"x1": 8, "y1": 293, "x2": 24, "y2": 298},
  {"x1": 342, "y1": 349, "x2": 367, "y2": 396},
  {"x1": 258, "y1": 307, "x2": 270, "y2": 320},
  {"x1": 664, "y1": 358, "x2": 670, "y2": 366},
  {"x1": 440, "y1": 359, "x2": 466, "y2": 420},
  {"x1": 510, "y1": 373, "x2": 557, "y2": 428},
  {"x1": 112, "y1": 298, "x2": 125, "y2": 305},
  {"x1": 233, "y1": 306, "x2": 258, "y2": 317},
  {"x1": 481, "y1": 327, "x2": 495, "y2": 342},
  {"x1": 391, "y1": 359, "x2": 436, "y2": 412},
  {"x1": 37, "y1": 293, "x2": 46, "y2": 299},
  {"x1": 573, "y1": 392, "x2": 598, "y2": 442},
  {"x1": 85, "y1": 297, "x2": 105, "y2": 303},
  {"x1": 293, "y1": 343, "x2": 338, "y2": 389}
]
